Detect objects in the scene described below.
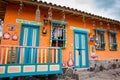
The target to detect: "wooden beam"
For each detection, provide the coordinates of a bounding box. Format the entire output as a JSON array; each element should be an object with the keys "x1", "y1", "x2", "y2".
[
  {"x1": 0, "y1": 0, "x2": 7, "y2": 4},
  {"x1": 0, "y1": 11, "x2": 5, "y2": 13}
]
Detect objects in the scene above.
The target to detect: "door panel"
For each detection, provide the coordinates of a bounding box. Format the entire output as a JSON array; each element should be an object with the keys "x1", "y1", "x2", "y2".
[
  {"x1": 20, "y1": 24, "x2": 40, "y2": 64},
  {"x1": 75, "y1": 50, "x2": 80, "y2": 66},
  {"x1": 81, "y1": 50, "x2": 86, "y2": 66},
  {"x1": 74, "y1": 31, "x2": 89, "y2": 68},
  {"x1": 75, "y1": 33, "x2": 80, "y2": 67},
  {"x1": 80, "y1": 34, "x2": 87, "y2": 67},
  {"x1": 32, "y1": 29, "x2": 37, "y2": 46},
  {"x1": 75, "y1": 34, "x2": 79, "y2": 48},
  {"x1": 81, "y1": 35, "x2": 85, "y2": 49},
  {"x1": 23, "y1": 28, "x2": 28, "y2": 46}
]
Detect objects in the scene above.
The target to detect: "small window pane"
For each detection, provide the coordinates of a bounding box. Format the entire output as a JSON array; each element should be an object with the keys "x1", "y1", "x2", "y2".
[
  {"x1": 50, "y1": 22, "x2": 66, "y2": 48},
  {"x1": 109, "y1": 32, "x2": 117, "y2": 51},
  {"x1": 95, "y1": 30, "x2": 105, "y2": 50}
]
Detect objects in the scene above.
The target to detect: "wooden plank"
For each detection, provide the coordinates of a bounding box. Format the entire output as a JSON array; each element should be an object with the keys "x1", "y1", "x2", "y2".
[
  {"x1": 37, "y1": 48, "x2": 40, "y2": 63},
  {"x1": 0, "y1": 47, "x2": 4, "y2": 64},
  {"x1": 5, "y1": 47, "x2": 8, "y2": 64},
  {"x1": 15, "y1": 47, "x2": 19, "y2": 64},
  {"x1": 44, "y1": 49, "x2": 47, "y2": 63},
  {"x1": 56, "y1": 49, "x2": 58, "y2": 63},
  {"x1": 52, "y1": 49, "x2": 54, "y2": 63},
  {"x1": 0, "y1": 0, "x2": 7, "y2": 4},
  {"x1": 10, "y1": 47, "x2": 14, "y2": 64},
  {"x1": 0, "y1": 11, "x2": 5, "y2": 13},
  {"x1": 31, "y1": 48, "x2": 33, "y2": 64},
  {"x1": 40, "y1": 49, "x2": 43, "y2": 63}
]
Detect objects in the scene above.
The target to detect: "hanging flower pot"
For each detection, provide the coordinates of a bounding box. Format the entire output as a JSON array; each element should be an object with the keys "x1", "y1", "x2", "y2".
[
  {"x1": 35, "y1": 5, "x2": 40, "y2": 22},
  {"x1": 48, "y1": 8, "x2": 52, "y2": 21},
  {"x1": 12, "y1": 33, "x2": 18, "y2": 41},
  {"x1": 18, "y1": 1, "x2": 23, "y2": 16},
  {"x1": 44, "y1": 15, "x2": 48, "y2": 25},
  {"x1": 3, "y1": 32, "x2": 10, "y2": 40}
]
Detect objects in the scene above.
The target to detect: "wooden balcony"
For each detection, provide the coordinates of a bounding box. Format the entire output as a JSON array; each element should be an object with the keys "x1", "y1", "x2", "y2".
[{"x1": 0, "y1": 45, "x2": 62, "y2": 78}]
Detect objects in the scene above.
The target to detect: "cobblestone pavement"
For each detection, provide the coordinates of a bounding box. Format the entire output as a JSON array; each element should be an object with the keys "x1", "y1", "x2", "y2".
[{"x1": 77, "y1": 68, "x2": 120, "y2": 80}]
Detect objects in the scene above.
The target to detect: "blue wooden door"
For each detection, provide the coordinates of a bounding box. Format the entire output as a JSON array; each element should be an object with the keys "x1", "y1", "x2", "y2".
[
  {"x1": 20, "y1": 24, "x2": 40, "y2": 64},
  {"x1": 74, "y1": 31, "x2": 89, "y2": 68}
]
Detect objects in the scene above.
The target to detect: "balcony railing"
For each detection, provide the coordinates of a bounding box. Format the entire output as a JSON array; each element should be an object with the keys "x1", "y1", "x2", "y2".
[{"x1": 0, "y1": 45, "x2": 62, "y2": 78}]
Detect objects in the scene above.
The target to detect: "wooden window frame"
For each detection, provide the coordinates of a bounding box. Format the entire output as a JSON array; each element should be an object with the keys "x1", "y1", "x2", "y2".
[
  {"x1": 94, "y1": 28, "x2": 106, "y2": 50},
  {"x1": 50, "y1": 20, "x2": 67, "y2": 48},
  {"x1": 108, "y1": 30, "x2": 118, "y2": 51}
]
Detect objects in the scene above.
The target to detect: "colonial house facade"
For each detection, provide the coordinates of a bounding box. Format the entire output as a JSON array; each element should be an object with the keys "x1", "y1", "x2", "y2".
[{"x1": 0, "y1": 0, "x2": 120, "y2": 79}]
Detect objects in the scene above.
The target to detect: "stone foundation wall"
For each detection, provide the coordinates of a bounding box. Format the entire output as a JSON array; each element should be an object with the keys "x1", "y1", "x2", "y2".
[
  {"x1": 58, "y1": 59, "x2": 120, "y2": 80},
  {"x1": 89, "y1": 59, "x2": 120, "y2": 72}
]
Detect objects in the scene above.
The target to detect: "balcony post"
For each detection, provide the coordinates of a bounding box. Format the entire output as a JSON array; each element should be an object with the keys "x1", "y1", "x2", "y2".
[
  {"x1": 0, "y1": 46, "x2": 4, "y2": 64},
  {"x1": 10, "y1": 47, "x2": 13, "y2": 64}
]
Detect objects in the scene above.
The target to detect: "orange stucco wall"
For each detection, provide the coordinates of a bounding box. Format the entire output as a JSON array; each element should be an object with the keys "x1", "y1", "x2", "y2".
[{"x1": 1, "y1": 4, "x2": 120, "y2": 65}]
